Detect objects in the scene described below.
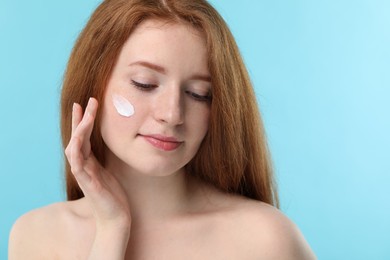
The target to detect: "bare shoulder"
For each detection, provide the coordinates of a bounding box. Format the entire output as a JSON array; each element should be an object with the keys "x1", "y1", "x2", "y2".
[
  {"x1": 8, "y1": 199, "x2": 92, "y2": 260},
  {"x1": 201, "y1": 189, "x2": 317, "y2": 260},
  {"x1": 234, "y1": 198, "x2": 316, "y2": 259}
]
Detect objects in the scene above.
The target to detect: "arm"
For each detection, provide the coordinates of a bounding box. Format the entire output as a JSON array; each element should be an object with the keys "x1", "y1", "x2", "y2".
[
  {"x1": 8, "y1": 211, "x2": 47, "y2": 260},
  {"x1": 10, "y1": 99, "x2": 131, "y2": 259},
  {"x1": 87, "y1": 225, "x2": 130, "y2": 260},
  {"x1": 232, "y1": 202, "x2": 316, "y2": 260},
  {"x1": 66, "y1": 98, "x2": 132, "y2": 259},
  {"x1": 253, "y1": 205, "x2": 317, "y2": 260}
]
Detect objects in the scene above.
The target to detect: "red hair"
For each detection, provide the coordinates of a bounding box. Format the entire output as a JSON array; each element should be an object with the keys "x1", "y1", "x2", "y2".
[{"x1": 61, "y1": 0, "x2": 278, "y2": 207}]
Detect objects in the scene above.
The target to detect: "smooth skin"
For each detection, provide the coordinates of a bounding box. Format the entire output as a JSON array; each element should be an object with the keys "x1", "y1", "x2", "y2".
[{"x1": 9, "y1": 20, "x2": 316, "y2": 260}]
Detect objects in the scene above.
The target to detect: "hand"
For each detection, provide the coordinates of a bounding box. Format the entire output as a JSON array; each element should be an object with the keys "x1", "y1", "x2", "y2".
[{"x1": 65, "y1": 98, "x2": 131, "y2": 231}]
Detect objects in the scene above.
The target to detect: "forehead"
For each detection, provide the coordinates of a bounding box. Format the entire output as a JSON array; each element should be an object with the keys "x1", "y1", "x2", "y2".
[{"x1": 115, "y1": 19, "x2": 208, "y2": 73}]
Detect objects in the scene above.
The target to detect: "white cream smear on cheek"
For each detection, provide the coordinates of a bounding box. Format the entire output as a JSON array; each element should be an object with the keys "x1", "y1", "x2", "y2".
[{"x1": 112, "y1": 93, "x2": 135, "y2": 117}]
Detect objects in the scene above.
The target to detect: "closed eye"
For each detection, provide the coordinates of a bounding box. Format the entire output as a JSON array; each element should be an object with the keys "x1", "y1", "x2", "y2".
[
  {"x1": 131, "y1": 80, "x2": 211, "y2": 102},
  {"x1": 131, "y1": 80, "x2": 157, "y2": 90},
  {"x1": 185, "y1": 90, "x2": 212, "y2": 102}
]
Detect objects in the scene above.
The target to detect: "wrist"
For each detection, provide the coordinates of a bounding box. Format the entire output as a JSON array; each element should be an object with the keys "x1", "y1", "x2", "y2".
[
  {"x1": 88, "y1": 226, "x2": 130, "y2": 260},
  {"x1": 96, "y1": 220, "x2": 131, "y2": 237}
]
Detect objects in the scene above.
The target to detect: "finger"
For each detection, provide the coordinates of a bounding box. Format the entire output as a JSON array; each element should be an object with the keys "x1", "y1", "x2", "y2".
[
  {"x1": 84, "y1": 152, "x2": 101, "y2": 176},
  {"x1": 70, "y1": 136, "x2": 91, "y2": 188},
  {"x1": 85, "y1": 97, "x2": 98, "y2": 119},
  {"x1": 73, "y1": 98, "x2": 98, "y2": 136},
  {"x1": 82, "y1": 97, "x2": 98, "y2": 140},
  {"x1": 72, "y1": 98, "x2": 98, "y2": 158},
  {"x1": 81, "y1": 98, "x2": 98, "y2": 157},
  {"x1": 72, "y1": 103, "x2": 83, "y2": 135}
]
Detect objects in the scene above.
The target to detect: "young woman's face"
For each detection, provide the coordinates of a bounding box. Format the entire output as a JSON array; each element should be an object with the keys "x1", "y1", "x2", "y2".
[{"x1": 100, "y1": 19, "x2": 211, "y2": 176}]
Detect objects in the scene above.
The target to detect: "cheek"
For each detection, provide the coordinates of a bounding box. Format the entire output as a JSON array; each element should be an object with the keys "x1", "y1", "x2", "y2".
[
  {"x1": 189, "y1": 107, "x2": 210, "y2": 139},
  {"x1": 101, "y1": 93, "x2": 139, "y2": 137},
  {"x1": 112, "y1": 93, "x2": 135, "y2": 117}
]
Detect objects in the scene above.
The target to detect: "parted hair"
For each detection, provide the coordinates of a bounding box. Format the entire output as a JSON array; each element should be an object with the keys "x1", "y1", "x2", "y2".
[{"x1": 61, "y1": 0, "x2": 278, "y2": 207}]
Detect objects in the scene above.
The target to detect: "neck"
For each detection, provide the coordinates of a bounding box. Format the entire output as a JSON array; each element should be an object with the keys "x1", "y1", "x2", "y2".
[{"x1": 105, "y1": 157, "x2": 199, "y2": 225}]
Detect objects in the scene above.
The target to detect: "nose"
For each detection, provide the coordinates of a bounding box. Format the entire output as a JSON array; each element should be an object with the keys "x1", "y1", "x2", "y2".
[{"x1": 153, "y1": 85, "x2": 184, "y2": 126}]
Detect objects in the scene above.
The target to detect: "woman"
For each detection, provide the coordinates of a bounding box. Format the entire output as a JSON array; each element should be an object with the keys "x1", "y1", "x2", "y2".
[{"x1": 9, "y1": 0, "x2": 316, "y2": 259}]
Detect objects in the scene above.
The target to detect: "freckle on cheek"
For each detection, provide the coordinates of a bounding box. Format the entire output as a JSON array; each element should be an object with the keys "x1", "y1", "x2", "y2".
[{"x1": 112, "y1": 93, "x2": 135, "y2": 117}]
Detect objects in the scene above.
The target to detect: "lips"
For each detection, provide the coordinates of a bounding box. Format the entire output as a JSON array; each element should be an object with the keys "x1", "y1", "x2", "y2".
[{"x1": 141, "y1": 134, "x2": 183, "y2": 151}]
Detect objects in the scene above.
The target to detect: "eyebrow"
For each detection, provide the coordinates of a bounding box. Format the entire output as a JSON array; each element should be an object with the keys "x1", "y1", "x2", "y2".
[{"x1": 129, "y1": 61, "x2": 211, "y2": 82}]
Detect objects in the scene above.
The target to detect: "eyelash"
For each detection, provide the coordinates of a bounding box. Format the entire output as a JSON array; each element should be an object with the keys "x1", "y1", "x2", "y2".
[
  {"x1": 185, "y1": 91, "x2": 212, "y2": 102},
  {"x1": 130, "y1": 80, "x2": 212, "y2": 103},
  {"x1": 131, "y1": 80, "x2": 156, "y2": 90}
]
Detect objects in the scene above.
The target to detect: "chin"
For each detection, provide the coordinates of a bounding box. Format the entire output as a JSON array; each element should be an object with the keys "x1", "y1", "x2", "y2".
[
  {"x1": 128, "y1": 164, "x2": 186, "y2": 177},
  {"x1": 114, "y1": 155, "x2": 188, "y2": 177},
  {"x1": 104, "y1": 145, "x2": 194, "y2": 177}
]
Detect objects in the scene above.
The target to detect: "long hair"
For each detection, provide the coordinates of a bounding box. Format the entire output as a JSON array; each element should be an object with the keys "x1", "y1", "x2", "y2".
[{"x1": 61, "y1": 0, "x2": 278, "y2": 207}]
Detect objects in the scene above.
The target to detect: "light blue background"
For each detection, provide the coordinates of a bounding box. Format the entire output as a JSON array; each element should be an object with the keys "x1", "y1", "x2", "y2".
[{"x1": 1, "y1": 0, "x2": 389, "y2": 259}]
